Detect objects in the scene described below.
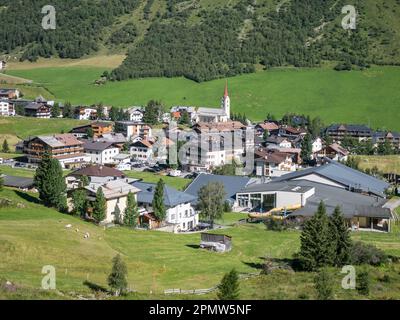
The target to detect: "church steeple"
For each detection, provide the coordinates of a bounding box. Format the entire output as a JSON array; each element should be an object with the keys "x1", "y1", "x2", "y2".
[{"x1": 221, "y1": 81, "x2": 230, "y2": 119}]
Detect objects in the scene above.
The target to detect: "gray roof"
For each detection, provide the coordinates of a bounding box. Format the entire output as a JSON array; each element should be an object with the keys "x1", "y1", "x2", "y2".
[
  {"x1": 2, "y1": 175, "x2": 35, "y2": 188},
  {"x1": 239, "y1": 182, "x2": 313, "y2": 194},
  {"x1": 184, "y1": 173, "x2": 252, "y2": 203},
  {"x1": 286, "y1": 180, "x2": 391, "y2": 219},
  {"x1": 197, "y1": 107, "x2": 227, "y2": 116},
  {"x1": 273, "y1": 159, "x2": 390, "y2": 197},
  {"x1": 132, "y1": 181, "x2": 197, "y2": 207},
  {"x1": 326, "y1": 124, "x2": 372, "y2": 133},
  {"x1": 83, "y1": 140, "x2": 115, "y2": 151}
]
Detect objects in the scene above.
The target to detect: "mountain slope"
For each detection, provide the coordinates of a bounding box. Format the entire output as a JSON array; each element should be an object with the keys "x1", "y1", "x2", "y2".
[{"x1": 1, "y1": 0, "x2": 400, "y2": 82}]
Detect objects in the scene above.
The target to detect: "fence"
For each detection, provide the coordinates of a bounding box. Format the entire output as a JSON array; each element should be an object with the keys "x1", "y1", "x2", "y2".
[{"x1": 163, "y1": 272, "x2": 261, "y2": 295}]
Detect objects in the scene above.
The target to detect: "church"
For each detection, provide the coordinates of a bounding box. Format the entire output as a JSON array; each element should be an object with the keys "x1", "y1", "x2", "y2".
[{"x1": 194, "y1": 82, "x2": 231, "y2": 123}]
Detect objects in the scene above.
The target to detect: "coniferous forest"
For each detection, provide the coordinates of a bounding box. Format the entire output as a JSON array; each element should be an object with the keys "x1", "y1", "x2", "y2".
[{"x1": 1, "y1": 0, "x2": 400, "y2": 82}]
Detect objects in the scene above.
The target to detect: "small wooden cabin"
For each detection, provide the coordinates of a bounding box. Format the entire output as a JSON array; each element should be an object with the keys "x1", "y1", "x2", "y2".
[{"x1": 200, "y1": 233, "x2": 232, "y2": 252}]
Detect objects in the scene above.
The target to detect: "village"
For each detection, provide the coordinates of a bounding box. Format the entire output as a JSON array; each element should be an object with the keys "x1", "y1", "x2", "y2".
[{"x1": 0, "y1": 83, "x2": 399, "y2": 238}]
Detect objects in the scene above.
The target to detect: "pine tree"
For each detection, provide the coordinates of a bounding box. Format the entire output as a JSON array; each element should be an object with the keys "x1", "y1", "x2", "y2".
[
  {"x1": 329, "y1": 206, "x2": 352, "y2": 266},
  {"x1": 314, "y1": 268, "x2": 334, "y2": 300},
  {"x1": 123, "y1": 191, "x2": 138, "y2": 227},
  {"x1": 298, "y1": 201, "x2": 335, "y2": 271},
  {"x1": 152, "y1": 179, "x2": 166, "y2": 221},
  {"x1": 2, "y1": 139, "x2": 10, "y2": 153},
  {"x1": 93, "y1": 187, "x2": 106, "y2": 223},
  {"x1": 34, "y1": 152, "x2": 66, "y2": 211},
  {"x1": 301, "y1": 133, "x2": 313, "y2": 164},
  {"x1": 71, "y1": 189, "x2": 87, "y2": 217},
  {"x1": 81, "y1": 175, "x2": 90, "y2": 187},
  {"x1": 357, "y1": 270, "x2": 370, "y2": 296},
  {"x1": 51, "y1": 103, "x2": 61, "y2": 118},
  {"x1": 217, "y1": 269, "x2": 240, "y2": 300},
  {"x1": 107, "y1": 254, "x2": 128, "y2": 296}
]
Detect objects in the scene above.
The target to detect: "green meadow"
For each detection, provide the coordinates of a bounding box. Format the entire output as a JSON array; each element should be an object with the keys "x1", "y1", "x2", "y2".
[
  {"x1": 6, "y1": 65, "x2": 400, "y2": 131},
  {"x1": 1, "y1": 187, "x2": 400, "y2": 300}
]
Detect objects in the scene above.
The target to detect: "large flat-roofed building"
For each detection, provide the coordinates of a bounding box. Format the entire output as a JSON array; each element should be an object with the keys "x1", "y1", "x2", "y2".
[{"x1": 23, "y1": 134, "x2": 88, "y2": 168}]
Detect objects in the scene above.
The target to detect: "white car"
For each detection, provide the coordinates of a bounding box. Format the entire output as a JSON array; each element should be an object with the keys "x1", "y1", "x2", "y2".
[
  {"x1": 169, "y1": 169, "x2": 181, "y2": 177},
  {"x1": 0, "y1": 158, "x2": 3, "y2": 164}
]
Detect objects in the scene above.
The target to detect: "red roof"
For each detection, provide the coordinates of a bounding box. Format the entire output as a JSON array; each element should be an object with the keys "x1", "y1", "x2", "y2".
[{"x1": 224, "y1": 81, "x2": 229, "y2": 98}]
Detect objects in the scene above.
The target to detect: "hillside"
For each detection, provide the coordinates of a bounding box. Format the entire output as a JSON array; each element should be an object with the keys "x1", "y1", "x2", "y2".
[
  {"x1": 6, "y1": 66, "x2": 400, "y2": 131},
  {"x1": 1, "y1": 0, "x2": 400, "y2": 82}
]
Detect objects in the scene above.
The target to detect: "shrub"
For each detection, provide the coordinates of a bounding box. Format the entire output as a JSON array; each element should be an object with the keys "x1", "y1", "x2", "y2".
[
  {"x1": 350, "y1": 241, "x2": 388, "y2": 266},
  {"x1": 357, "y1": 271, "x2": 370, "y2": 296},
  {"x1": 264, "y1": 218, "x2": 287, "y2": 231},
  {"x1": 314, "y1": 268, "x2": 334, "y2": 300}
]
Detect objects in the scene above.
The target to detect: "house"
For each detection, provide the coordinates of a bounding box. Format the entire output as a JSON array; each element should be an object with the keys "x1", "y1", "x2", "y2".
[
  {"x1": 372, "y1": 131, "x2": 400, "y2": 150},
  {"x1": 273, "y1": 159, "x2": 390, "y2": 198},
  {"x1": 82, "y1": 180, "x2": 141, "y2": 224},
  {"x1": 170, "y1": 106, "x2": 198, "y2": 123},
  {"x1": 0, "y1": 88, "x2": 20, "y2": 99},
  {"x1": 184, "y1": 173, "x2": 253, "y2": 208},
  {"x1": 129, "y1": 139, "x2": 154, "y2": 162},
  {"x1": 67, "y1": 164, "x2": 126, "y2": 188},
  {"x1": 113, "y1": 153, "x2": 131, "y2": 170},
  {"x1": 312, "y1": 137, "x2": 323, "y2": 154},
  {"x1": 23, "y1": 134, "x2": 89, "y2": 168},
  {"x1": 237, "y1": 179, "x2": 393, "y2": 232},
  {"x1": 126, "y1": 107, "x2": 145, "y2": 122},
  {"x1": 132, "y1": 181, "x2": 199, "y2": 232},
  {"x1": 0, "y1": 100, "x2": 15, "y2": 116},
  {"x1": 83, "y1": 140, "x2": 120, "y2": 165},
  {"x1": 265, "y1": 135, "x2": 292, "y2": 149},
  {"x1": 325, "y1": 124, "x2": 372, "y2": 142},
  {"x1": 96, "y1": 133, "x2": 127, "y2": 150},
  {"x1": 255, "y1": 149, "x2": 297, "y2": 177},
  {"x1": 255, "y1": 122, "x2": 280, "y2": 136},
  {"x1": 115, "y1": 121, "x2": 152, "y2": 140},
  {"x1": 317, "y1": 143, "x2": 349, "y2": 161},
  {"x1": 75, "y1": 106, "x2": 97, "y2": 120},
  {"x1": 24, "y1": 102, "x2": 51, "y2": 118},
  {"x1": 278, "y1": 126, "x2": 307, "y2": 138},
  {"x1": 193, "y1": 83, "x2": 230, "y2": 123}
]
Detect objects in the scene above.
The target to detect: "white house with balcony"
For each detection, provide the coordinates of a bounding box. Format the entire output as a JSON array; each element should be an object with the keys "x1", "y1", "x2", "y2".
[
  {"x1": 132, "y1": 181, "x2": 198, "y2": 232},
  {"x1": 83, "y1": 140, "x2": 120, "y2": 165}
]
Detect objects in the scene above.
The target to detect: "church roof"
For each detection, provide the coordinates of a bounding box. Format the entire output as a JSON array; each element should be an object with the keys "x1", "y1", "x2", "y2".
[{"x1": 224, "y1": 81, "x2": 229, "y2": 98}]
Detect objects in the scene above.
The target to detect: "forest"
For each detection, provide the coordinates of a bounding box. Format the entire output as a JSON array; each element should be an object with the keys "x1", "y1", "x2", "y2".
[{"x1": 1, "y1": 0, "x2": 399, "y2": 82}]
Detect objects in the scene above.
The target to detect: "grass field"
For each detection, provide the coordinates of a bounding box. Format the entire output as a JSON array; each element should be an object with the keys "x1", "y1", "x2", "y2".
[
  {"x1": 0, "y1": 117, "x2": 89, "y2": 140},
  {"x1": 1, "y1": 187, "x2": 400, "y2": 299},
  {"x1": 5, "y1": 66, "x2": 400, "y2": 130},
  {"x1": 124, "y1": 171, "x2": 191, "y2": 190},
  {"x1": 357, "y1": 155, "x2": 400, "y2": 175}
]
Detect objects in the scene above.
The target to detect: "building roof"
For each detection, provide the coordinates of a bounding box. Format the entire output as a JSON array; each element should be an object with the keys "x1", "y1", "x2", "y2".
[
  {"x1": 2, "y1": 175, "x2": 35, "y2": 189},
  {"x1": 327, "y1": 143, "x2": 349, "y2": 156},
  {"x1": 286, "y1": 180, "x2": 391, "y2": 219},
  {"x1": 35, "y1": 134, "x2": 82, "y2": 148},
  {"x1": 266, "y1": 135, "x2": 290, "y2": 145},
  {"x1": 193, "y1": 121, "x2": 246, "y2": 132},
  {"x1": 257, "y1": 122, "x2": 279, "y2": 131},
  {"x1": 184, "y1": 173, "x2": 252, "y2": 203},
  {"x1": 92, "y1": 121, "x2": 113, "y2": 128},
  {"x1": 86, "y1": 179, "x2": 140, "y2": 200},
  {"x1": 69, "y1": 165, "x2": 125, "y2": 178},
  {"x1": 196, "y1": 107, "x2": 227, "y2": 116},
  {"x1": 326, "y1": 124, "x2": 372, "y2": 133},
  {"x1": 273, "y1": 159, "x2": 390, "y2": 197},
  {"x1": 25, "y1": 102, "x2": 48, "y2": 110},
  {"x1": 239, "y1": 181, "x2": 313, "y2": 194},
  {"x1": 132, "y1": 181, "x2": 197, "y2": 207},
  {"x1": 83, "y1": 140, "x2": 115, "y2": 151},
  {"x1": 255, "y1": 149, "x2": 292, "y2": 164}
]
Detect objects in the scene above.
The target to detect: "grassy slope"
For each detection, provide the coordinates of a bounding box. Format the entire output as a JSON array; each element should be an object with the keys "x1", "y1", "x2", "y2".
[
  {"x1": 357, "y1": 155, "x2": 400, "y2": 175},
  {"x1": 6, "y1": 66, "x2": 400, "y2": 130},
  {"x1": 1, "y1": 188, "x2": 400, "y2": 299}
]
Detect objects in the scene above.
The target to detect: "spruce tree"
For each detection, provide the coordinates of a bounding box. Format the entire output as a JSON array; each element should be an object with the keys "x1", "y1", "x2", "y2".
[
  {"x1": 34, "y1": 152, "x2": 66, "y2": 211},
  {"x1": 152, "y1": 179, "x2": 166, "y2": 221},
  {"x1": 123, "y1": 191, "x2": 138, "y2": 227},
  {"x1": 314, "y1": 268, "x2": 334, "y2": 300},
  {"x1": 71, "y1": 189, "x2": 87, "y2": 217},
  {"x1": 81, "y1": 175, "x2": 90, "y2": 187},
  {"x1": 2, "y1": 139, "x2": 10, "y2": 153},
  {"x1": 301, "y1": 133, "x2": 313, "y2": 164},
  {"x1": 298, "y1": 201, "x2": 335, "y2": 271},
  {"x1": 93, "y1": 187, "x2": 106, "y2": 223},
  {"x1": 107, "y1": 254, "x2": 128, "y2": 296},
  {"x1": 217, "y1": 269, "x2": 240, "y2": 300},
  {"x1": 329, "y1": 206, "x2": 352, "y2": 266},
  {"x1": 51, "y1": 103, "x2": 61, "y2": 118}
]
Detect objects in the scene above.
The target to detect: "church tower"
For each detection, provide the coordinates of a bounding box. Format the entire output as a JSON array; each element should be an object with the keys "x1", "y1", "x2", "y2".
[{"x1": 221, "y1": 81, "x2": 230, "y2": 119}]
